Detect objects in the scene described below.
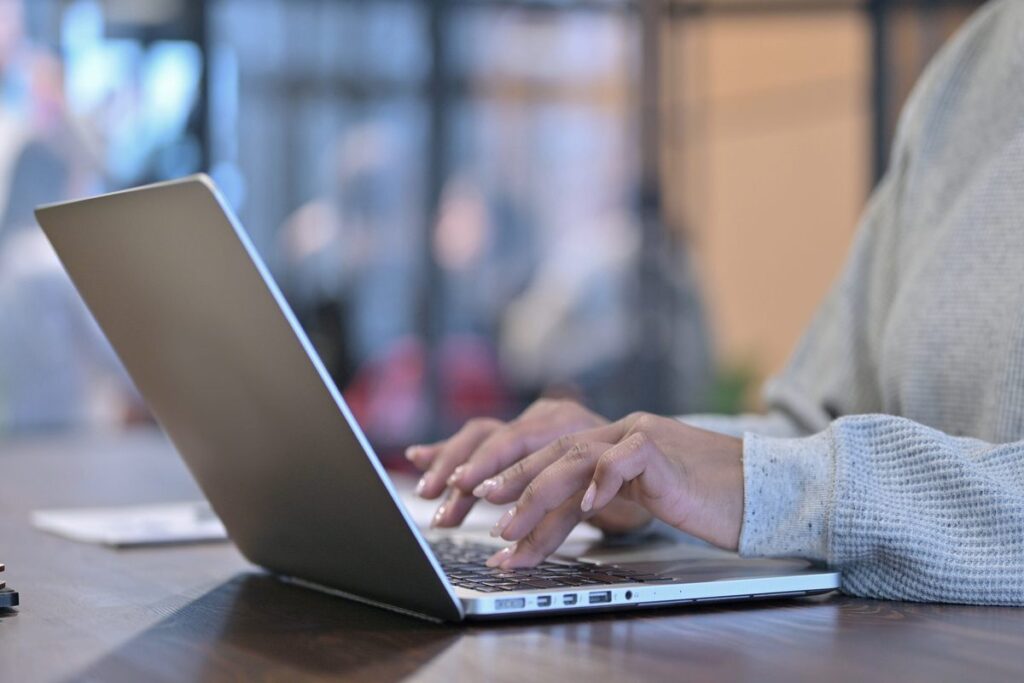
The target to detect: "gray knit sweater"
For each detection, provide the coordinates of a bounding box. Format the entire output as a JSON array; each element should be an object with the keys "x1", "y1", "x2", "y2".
[{"x1": 681, "y1": 0, "x2": 1024, "y2": 606}]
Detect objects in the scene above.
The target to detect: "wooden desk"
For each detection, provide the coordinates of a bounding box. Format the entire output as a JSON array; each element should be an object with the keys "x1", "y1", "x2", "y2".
[{"x1": 1, "y1": 430, "x2": 1021, "y2": 682}]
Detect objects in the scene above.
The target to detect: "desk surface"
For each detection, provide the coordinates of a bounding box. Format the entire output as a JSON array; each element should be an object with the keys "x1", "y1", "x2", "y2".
[{"x1": 1, "y1": 429, "x2": 1022, "y2": 683}]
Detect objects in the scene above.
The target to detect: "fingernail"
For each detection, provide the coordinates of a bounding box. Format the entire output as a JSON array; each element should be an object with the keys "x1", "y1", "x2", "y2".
[
  {"x1": 446, "y1": 465, "x2": 465, "y2": 487},
  {"x1": 472, "y1": 476, "x2": 502, "y2": 498},
  {"x1": 415, "y1": 476, "x2": 429, "y2": 496},
  {"x1": 486, "y1": 546, "x2": 514, "y2": 568},
  {"x1": 490, "y1": 506, "x2": 516, "y2": 538},
  {"x1": 431, "y1": 503, "x2": 448, "y2": 528},
  {"x1": 405, "y1": 446, "x2": 420, "y2": 461},
  {"x1": 581, "y1": 481, "x2": 597, "y2": 512}
]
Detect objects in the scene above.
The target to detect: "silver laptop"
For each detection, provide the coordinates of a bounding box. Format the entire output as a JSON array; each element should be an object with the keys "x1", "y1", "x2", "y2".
[{"x1": 35, "y1": 175, "x2": 839, "y2": 622}]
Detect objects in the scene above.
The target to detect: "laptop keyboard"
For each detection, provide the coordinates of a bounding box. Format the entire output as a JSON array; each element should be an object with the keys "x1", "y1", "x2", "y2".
[{"x1": 430, "y1": 538, "x2": 672, "y2": 593}]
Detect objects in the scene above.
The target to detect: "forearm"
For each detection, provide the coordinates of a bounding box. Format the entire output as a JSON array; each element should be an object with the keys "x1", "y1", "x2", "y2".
[{"x1": 741, "y1": 414, "x2": 1024, "y2": 605}]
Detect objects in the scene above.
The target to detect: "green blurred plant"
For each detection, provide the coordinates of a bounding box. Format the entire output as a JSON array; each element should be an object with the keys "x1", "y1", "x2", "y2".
[{"x1": 704, "y1": 361, "x2": 760, "y2": 416}]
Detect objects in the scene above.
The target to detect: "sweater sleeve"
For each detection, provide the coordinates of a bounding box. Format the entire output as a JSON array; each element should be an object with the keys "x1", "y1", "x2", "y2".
[
  {"x1": 741, "y1": 414, "x2": 1024, "y2": 605},
  {"x1": 721, "y1": 3, "x2": 1024, "y2": 605}
]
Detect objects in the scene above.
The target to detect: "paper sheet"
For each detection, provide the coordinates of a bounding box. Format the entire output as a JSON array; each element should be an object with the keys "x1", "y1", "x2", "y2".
[{"x1": 31, "y1": 501, "x2": 227, "y2": 547}]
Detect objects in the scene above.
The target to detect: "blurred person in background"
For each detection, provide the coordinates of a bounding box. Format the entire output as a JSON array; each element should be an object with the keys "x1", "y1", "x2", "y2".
[
  {"x1": 281, "y1": 123, "x2": 432, "y2": 452},
  {"x1": 493, "y1": 107, "x2": 711, "y2": 420},
  {"x1": 430, "y1": 171, "x2": 533, "y2": 429},
  {"x1": 409, "y1": 0, "x2": 1024, "y2": 606},
  {"x1": 0, "y1": 0, "x2": 134, "y2": 432},
  {"x1": 280, "y1": 124, "x2": 528, "y2": 452},
  {"x1": 281, "y1": 113, "x2": 709, "y2": 456},
  {"x1": 475, "y1": 11, "x2": 712, "y2": 421}
]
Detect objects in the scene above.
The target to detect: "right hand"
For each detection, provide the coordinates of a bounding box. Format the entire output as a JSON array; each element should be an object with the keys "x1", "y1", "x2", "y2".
[{"x1": 406, "y1": 398, "x2": 654, "y2": 534}]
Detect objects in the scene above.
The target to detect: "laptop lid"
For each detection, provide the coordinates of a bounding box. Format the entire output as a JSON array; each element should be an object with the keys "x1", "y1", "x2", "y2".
[{"x1": 36, "y1": 175, "x2": 463, "y2": 622}]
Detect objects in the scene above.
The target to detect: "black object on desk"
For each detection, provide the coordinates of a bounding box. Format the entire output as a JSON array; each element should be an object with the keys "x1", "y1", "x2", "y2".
[{"x1": 0, "y1": 563, "x2": 18, "y2": 608}]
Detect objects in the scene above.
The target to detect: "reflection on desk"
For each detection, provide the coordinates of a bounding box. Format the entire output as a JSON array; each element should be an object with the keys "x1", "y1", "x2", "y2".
[{"x1": 1, "y1": 429, "x2": 1022, "y2": 683}]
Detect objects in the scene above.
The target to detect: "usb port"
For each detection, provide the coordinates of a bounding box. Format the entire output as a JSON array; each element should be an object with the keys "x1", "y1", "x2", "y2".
[
  {"x1": 537, "y1": 596, "x2": 552, "y2": 607},
  {"x1": 495, "y1": 598, "x2": 526, "y2": 610},
  {"x1": 588, "y1": 591, "x2": 612, "y2": 604},
  {"x1": 563, "y1": 594, "x2": 578, "y2": 606}
]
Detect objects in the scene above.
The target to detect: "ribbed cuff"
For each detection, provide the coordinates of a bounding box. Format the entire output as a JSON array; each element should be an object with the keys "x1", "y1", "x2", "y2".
[{"x1": 738, "y1": 428, "x2": 835, "y2": 561}]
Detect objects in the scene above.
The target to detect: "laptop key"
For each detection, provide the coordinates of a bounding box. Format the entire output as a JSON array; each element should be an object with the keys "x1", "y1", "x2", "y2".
[{"x1": 433, "y1": 539, "x2": 650, "y2": 591}]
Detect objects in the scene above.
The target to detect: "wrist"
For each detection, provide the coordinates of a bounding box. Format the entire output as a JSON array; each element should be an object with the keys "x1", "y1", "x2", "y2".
[{"x1": 739, "y1": 428, "x2": 835, "y2": 560}]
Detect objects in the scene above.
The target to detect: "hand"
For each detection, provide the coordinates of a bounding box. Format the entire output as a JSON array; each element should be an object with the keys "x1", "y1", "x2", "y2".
[
  {"x1": 406, "y1": 399, "x2": 652, "y2": 533},
  {"x1": 475, "y1": 412, "x2": 744, "y2": 569}
]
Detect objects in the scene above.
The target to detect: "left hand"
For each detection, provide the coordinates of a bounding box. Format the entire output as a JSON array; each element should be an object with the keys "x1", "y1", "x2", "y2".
[{"x1": 476, "y1": 412, "x2": 745, "y2": 569}]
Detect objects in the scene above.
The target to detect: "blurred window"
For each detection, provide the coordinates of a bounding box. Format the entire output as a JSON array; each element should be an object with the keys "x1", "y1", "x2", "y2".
[{"x1": 0, "y1": 0, "x2": 985, "y2": 445}]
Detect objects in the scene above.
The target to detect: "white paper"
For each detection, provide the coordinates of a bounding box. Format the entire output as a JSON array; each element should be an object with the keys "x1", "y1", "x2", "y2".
[{"x1": 31, "y1": 501, "x2": 228, "y2": 547}]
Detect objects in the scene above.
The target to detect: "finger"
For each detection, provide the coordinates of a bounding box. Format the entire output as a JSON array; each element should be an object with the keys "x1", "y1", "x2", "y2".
[
  {"x1": 487, "y1": 494, "x2": 585, "y2": 569},
  {"x1": 448, "y1": 414, "x2": 570, "y2": 493},
  {"x1": 494, "y1": 441, "x2": 613, "y2": 542},
  {"x1": 418, "y1": 418, "x2": 500, "y2": 499},
  {"x1": 405, "y1": 442, "x2": 443, "y2": 470},
  {"x1": 587, "y1": 498, "x2": 654, "y2": 534},
  {"x1": 430, "y1": 489, "x2": 477, "y2": 529},
  {"x1": 437, "y1": 406, "x2": 609, "y2": 528},
  {"x1": 588, "y1": 431, "x2": 679, "y2": 514},
  {"x1": 477, "y1": 422, "x2": 625, "y2": 505},
  {"x1": 434, "y1": 424, "x2": 538, "y2": 528}
]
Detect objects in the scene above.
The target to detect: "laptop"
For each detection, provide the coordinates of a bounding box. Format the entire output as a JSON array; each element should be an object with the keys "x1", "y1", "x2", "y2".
[{"x1": 35, "y1": 175, "x2": 839, "y2": 622}]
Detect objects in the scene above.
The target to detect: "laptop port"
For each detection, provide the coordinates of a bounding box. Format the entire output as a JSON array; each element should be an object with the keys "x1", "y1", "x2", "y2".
[
  {"x1": 563, "y1": 594, "x2": 578, "y2": 606},
  {"x1": 588, "y1": 591, "x2": 612, "y2": 604},
  {"x1": 495, "y1": 598, "x2": 526, "y2": 610},
  {"x1": 537, "y1": 596, "x2": 551, "y2": 607}
]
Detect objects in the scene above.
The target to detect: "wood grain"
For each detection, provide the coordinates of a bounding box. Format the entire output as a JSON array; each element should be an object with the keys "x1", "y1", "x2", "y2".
[{"x1": 1, "y1": 429, "x2": 1021, "y2": 682}]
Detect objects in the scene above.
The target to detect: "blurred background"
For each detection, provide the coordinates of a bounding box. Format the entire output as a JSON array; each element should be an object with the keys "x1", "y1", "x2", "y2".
[{"x1": 0, "y1": 0, "x2": 984, "y2": 460}]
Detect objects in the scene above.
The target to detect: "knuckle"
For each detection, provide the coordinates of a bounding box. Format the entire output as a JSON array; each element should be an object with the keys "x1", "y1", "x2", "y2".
[
  {"x1": 594, "y1": 451, "x2": 616, "y2": 478},
  {"x1": 555, "y1": 434, "x2": 577, "y2": 453},
  {"x1": 475, "y1": 427, "x2": 508, "y2": 456},
  {"x1": 530, "y1": 397, "x2": 557, "y2": 412},
  {"x1": 627, "y1": 430, "x2": 650, "y2": 451},
  {"x1": 504, "y1": 458, "x2": 527, "y2": 480},
  {"x1": 631, "y1": 413, "x2": 656, "y2": 432},
  {"x1": 567, "y1": 402, "x2": 589, "y2": 417},
  {"x1": 467, "y1": 416, "x2": 499, "y2": 432},
  {"x1": 519, "y1": 482, "x2": 538, "y2": 507},
  {"x1": 562, "y1": 441, "x2": 591, "y2": 466},
  {"x1": 501, "y1": 420, "x2": 529, "y2": 444}
]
